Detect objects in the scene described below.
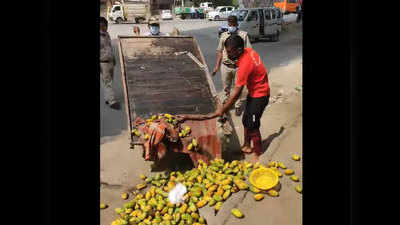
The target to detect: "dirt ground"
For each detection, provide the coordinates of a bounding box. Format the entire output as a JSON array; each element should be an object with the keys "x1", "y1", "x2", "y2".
[{"x1": 100, "y1": 56, "x2": 302, "y2": 225}]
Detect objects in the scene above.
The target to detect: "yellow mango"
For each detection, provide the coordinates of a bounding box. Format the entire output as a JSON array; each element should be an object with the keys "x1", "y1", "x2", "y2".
[
  {"x1": 290, "y1": 175, "x2": 300, "y2": 182},
  {"x1": 249, "y1": 186, "x2": 261, "y2": 193},
  {"x1": 285, "y1": 169, "x2": 294, "y2": 175},
  {"x1": 216, "y1": 187, "x2": 224, "y2": 196},
  {"x1": 191, "y1": 212, "x2": 199, "y2": 220},
  {"x1": 208, "y1": 185, "x2": 218, "y2": 192},
  {"x1": 267, "y1": 189, "x2": 279, "y2": 197},
  {"x1": 221, "y1": 178, "x2": 232, "y2": 185},
  {"x1": 295, "y1": 185, "x2": 302, "y2": 193},
  {"x1": 196, "y1": 175, "x2": 202, "y2": 183},
  {"x1": 179, "y1": 203, "x2": 187, "y2": 214},
  {"x1": 196, "y1": 199, "x2": 208, "y2": 208},
  {"x1": 136, "y1": 183, "x2": 147, "y2": 190},
  {"x1": 184, "y1": 126, "x2": 191, "y2": 133},
  {"x1": 121, "y1": 193, "x2": 129, "y2": 200},
  {"x1": 145, "y1": 191, "x2": 151, "y2": 200},
  {"x1": 163, "y1": 214, "x2": 172, "y2": 221},
  {"x1": 231, "y1": 186, "x2": 239, "y2": 193},
  {"x1": 125, "y1": 208, "x2": 133, "y2": 214},
  {"x1": 214, "y1": 202, "x2": 223, "y2": 212},
  {"x1": 208, "y1": 198, "x2": 216, "y2": 206},
  {"x1": 231, "y1": 208, "x2": 244, "y2": 218},
  {"x1": 199, "y1": 216, "x2": 205, "y2": 224},
  {"x1": 223, "y1": 190, "x2": 231, "y2": 200},
  {"x1": 192, "y1": 138, "x2": 198, "y2": 147},
  {"x1": 233, "y1": 178, "x2": 248, "y2": 190},
  {"x1": 187, "y1": 143, "x2": 193, "y2": 151},
  {"x1": 253, "y1": 194, "x2": 264, "y2": 201},
  {"x1": 292, "y1": 154, "x2": 301, "y2": 161},
  {"x1": 278, "y1": 162, "x2": 287, "y2": 169},
  {"x1": 268, "y1": 161, "x2": 277, "y2": 168},
  {"x1": 222, "y1": 185, "x2": 232, "y2": 191}
]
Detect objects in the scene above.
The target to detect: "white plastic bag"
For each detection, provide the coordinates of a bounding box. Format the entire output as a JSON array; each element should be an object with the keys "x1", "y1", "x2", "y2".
[{"x1": 168, "y1": 183, "x2": 187, "y2": 204}]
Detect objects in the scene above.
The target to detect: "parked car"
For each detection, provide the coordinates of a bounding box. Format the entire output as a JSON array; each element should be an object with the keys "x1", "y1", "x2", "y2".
[
  {"x1": 221, "y1": 7, "x2": 283, "y2": 42},
  {"x1": 161, "y1": 9, "x2": 173, "y2": 20},
  {"x1": 207, "y1": 6, "x2": 235, "y2": 20}
]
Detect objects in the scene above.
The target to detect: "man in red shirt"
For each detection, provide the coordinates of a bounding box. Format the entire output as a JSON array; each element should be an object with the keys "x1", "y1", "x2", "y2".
[{"x1": 206, "y1": 34, "x2": 270, "y2": 161}]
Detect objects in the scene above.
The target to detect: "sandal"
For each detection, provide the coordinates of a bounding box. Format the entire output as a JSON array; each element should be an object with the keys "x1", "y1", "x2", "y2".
[{"x1": 241, "y1": 145, "x2": 253, "y2": 154}]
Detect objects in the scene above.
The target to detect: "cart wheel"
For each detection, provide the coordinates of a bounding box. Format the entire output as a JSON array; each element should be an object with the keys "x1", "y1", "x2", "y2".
[{"x1": 116, "y1": 18, "x2": 123, "y2": 24}]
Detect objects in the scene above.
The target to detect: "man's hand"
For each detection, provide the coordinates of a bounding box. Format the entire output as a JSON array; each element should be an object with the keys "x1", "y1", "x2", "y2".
[
  {"x1": 203, "y1": 104, "x2": 223, "y2": 119},
  {"x1": 213, "y1": 51, "x2": 223, "y2": 76},
  {"x1": 211, "y1": 66, "x2": 219, "y2": 76},
  {"x1": 175, "y1": 115, "x2": 187, "y2": 123},
  {"x1": 215, "y1": 104, "x2": 223, "y2": 117}
]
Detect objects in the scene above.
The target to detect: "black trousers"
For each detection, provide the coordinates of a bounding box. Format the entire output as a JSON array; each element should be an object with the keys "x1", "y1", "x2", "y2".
[{"x1": 242, "y1": 95, "x2": 270, "y2": 130}]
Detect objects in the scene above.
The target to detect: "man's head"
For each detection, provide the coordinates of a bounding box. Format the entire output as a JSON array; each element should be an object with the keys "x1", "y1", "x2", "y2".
[
  {"x1": 224, "y1": 34, "x2": 245, "y2": 61},
  {"x1": 148, "y1": 17, "x2": 160, "y2": 35},
  {"x1": 100, "y1": 17, "x2": 108, "y2": 33},
  {"x1": 227, "y1": 15, "x2": 239, "y2": 33}
]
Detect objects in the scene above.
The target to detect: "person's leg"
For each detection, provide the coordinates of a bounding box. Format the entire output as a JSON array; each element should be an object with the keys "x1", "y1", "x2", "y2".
[
  {"x1": 220, "y1": 64, "x2": 234, "y2": 103},
  {"x1": 242, "y1": 96, "x2": 270, "y2": 156},
  {"x1": 241, "y1": 96, "x2": 252, "y2": 153},
  {"x1": 100, "y1": 62, "x2": 117, "y2": 105}
]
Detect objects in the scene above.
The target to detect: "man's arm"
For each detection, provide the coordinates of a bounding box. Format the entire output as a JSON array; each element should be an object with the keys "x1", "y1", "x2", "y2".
[
  {"x1": 209, "y1": 53, "x2": 253, "y2": 118},
  {"x1": 207, "y1": 85, "x2": 244, "y2": 118},
  {"x1": 245, "y1": 34, "x2": 252, "y2": 49},
  {"x1": 212, "y1": 35, "x2": 225, "y2": 76},
  {"x1": 212, "y1": 51, "x2": 223, "y2": 76}
]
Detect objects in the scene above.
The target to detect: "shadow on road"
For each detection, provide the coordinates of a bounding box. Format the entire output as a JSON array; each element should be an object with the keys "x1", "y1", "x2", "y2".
[
  {"x1": 260, "y1": 126, "x2": 285, "y2": 155},
  {"x1": 222, "y1": 112, "x2": 245, "y2": 162}
]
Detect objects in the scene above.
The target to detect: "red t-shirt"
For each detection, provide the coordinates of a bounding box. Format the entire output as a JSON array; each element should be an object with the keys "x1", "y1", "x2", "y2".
[{"x1": 235, "y1": 48, "x2": 270, "y2": 98}]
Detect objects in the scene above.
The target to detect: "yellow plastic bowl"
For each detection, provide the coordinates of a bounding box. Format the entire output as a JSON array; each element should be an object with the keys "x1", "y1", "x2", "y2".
[{"x1": 249, "y1": 168, "x2": 279, "y2": 190}]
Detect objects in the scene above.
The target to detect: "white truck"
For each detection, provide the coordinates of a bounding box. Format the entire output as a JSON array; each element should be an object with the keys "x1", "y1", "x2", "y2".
[{"x1": 108, "y1": 1, "x2": 150, "y2": 24}]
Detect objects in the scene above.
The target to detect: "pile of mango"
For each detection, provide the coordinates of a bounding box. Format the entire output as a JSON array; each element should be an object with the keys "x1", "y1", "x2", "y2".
[
  {"x1": 132, "y1": 114, "x2": 199, "y2": 152},
  {"x1": 107, "y1": 156, "x2": 302, "y2": 225}
]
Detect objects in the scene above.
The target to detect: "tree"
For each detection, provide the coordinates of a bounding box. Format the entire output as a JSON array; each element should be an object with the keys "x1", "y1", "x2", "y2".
[{"x1": 212, "y1": 0, "x2": 235, "y2": 7}]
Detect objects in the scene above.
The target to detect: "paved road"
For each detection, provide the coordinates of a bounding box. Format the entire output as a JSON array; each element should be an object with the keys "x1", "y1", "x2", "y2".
[{"x1": 100, "y1": 20, "x2": 302, "y2": 139}]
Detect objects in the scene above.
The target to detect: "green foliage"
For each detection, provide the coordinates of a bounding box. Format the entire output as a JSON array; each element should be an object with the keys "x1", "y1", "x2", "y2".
[
  {"x1": 211, "y1": 0, "x2": 235, "y2": 7},
  {"x1": 232, "y1": 0, "x2": 239, "y2": 7}
]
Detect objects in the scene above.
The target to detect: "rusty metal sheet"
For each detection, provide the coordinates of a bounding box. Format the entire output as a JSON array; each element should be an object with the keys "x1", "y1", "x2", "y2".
[
  {"x1": 170, "y1": 119, "x2": 222, "y2": 167},
  {"x1": 118, "y1": 36, "x2": 222, "y2": 164}
]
